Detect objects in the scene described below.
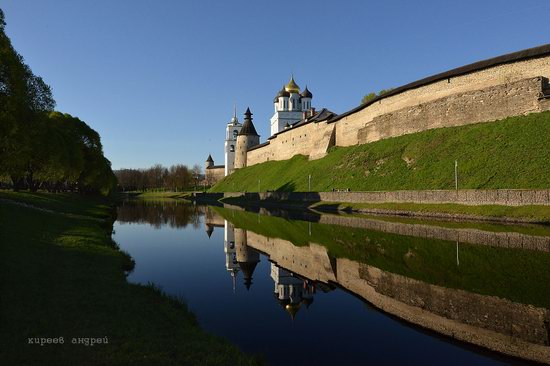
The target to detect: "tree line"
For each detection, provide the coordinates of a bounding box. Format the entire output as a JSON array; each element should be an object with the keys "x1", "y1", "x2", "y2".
[
  {"x1": 117, "y1": 200, "x2": 202, "y2": 229},
  {"x1": 0, "y1": 8, "x2": 116, "y2": 195},
  {"x1": 115, "y1": 164, "x2": 203, "y2": 192}
]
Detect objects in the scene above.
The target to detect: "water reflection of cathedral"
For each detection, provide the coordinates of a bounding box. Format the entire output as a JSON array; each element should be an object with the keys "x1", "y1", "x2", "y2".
[
  {"x1": 271, "y1": 265, "x2": 315, "y2": 320},
  {"x1": 207, "y1": 218, "x2": 321, "y2": 320}
]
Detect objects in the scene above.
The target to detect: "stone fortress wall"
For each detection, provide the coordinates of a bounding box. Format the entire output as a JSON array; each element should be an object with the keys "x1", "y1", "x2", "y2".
[
  {"x1": 205, "y1": 166, "x2": 224, "y2": 185},
  {"x1": 243, "y1": 45, "x2": 550, "y2": 168}
]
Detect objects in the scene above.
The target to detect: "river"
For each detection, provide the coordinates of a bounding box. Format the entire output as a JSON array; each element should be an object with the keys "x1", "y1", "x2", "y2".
[{"x1": 113, "y1": 199, "x2": 550, "y2": 365}]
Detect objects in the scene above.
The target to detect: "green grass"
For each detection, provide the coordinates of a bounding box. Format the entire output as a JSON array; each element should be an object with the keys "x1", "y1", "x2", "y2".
[
  {"x1": 213, "y1": 206, "x2": 550, "y2": 309},
  {"x1": 0, "y1": 191, "x2": 259, "y2": 366},
  {"x1": 211, "y1": 111, "x2": 550, "y2": 192}
]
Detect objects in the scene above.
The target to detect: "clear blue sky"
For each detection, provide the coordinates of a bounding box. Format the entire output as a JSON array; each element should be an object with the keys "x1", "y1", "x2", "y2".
[{"x1": 3, "y1": 0, "x2": 549, "y2": 169}]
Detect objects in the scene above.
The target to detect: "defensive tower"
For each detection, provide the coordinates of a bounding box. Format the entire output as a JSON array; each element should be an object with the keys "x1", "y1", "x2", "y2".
[{"x1": 234, "y1": 108, "x2": 260, "y2": 169}]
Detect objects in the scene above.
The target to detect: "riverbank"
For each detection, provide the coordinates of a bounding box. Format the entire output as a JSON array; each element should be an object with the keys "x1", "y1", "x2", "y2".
[
  {"x1": 216, "y1": 194, "x2": 550, "y2": 225},
  {"x1": 0, "y1": 191, "x2": 259, "y2": 365}
]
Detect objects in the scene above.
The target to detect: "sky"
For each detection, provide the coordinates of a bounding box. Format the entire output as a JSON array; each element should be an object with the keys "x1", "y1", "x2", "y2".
[{"x1": 2, "y1": 0, "x2": 549, "y2": 170}]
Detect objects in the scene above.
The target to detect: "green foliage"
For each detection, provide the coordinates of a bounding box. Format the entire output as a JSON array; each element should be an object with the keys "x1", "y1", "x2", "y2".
[
  {"x1": 211, "y1": 111, "x2": 550, "y2": 192},
  {"x1": 115, "y1": 164, "x2": 196, "y2": 192},
  {"x1": 0, "y1": 8, "x2": 5, "y2": 30},
  {"x1": 361, "y1": 88, "x2": 394, "y2": 104},
  {"x1": 361, "y1": 92, "x2": 376, "y2": 104},
  {"x1": 0, "y1": 10, "x2": 115, "y2": 195}
]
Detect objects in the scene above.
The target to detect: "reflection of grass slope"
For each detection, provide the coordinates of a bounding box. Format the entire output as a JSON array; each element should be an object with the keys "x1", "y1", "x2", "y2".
[
  {"x1": 331, "y1": 211, "x2": 550, "y2": 237},
  {"x1": 211, "y1": 111, "x2": 550, "y2": 192},
  {"x1": 0, "y1": 192, "x2": 258, "y2": 365},
  {"x1": 213, "y1": 206, "x2": 550, "y2": 309},
  {"x1": 312, "y1": 201, "x2": 550, "y2": 224}
]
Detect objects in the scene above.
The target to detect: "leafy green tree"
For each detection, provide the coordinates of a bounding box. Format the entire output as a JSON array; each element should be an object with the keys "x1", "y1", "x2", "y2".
[
  {"x1": 361, "y1": 88, "x2": 395, "y2": 105},
  {"x1": 0, "y1": 7, "x2": 55, "y2": 188},
  {"x1": 0, "y1": 8, "x2": 115, "y2": 194}
]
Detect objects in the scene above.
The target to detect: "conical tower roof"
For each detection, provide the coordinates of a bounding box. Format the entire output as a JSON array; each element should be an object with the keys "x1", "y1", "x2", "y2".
[
  {"x1": 238, "y1": 107, "x2": 259, "y2": 136},
  {"x1": 206, "y1": 154, "x2": 214, "y2": 163},
  {"x1": 238, "y1": 260, "x2": 259, "y2": 290},
  {"x1": 205, "y1": 225, "x2": 214, "y2": 238}
]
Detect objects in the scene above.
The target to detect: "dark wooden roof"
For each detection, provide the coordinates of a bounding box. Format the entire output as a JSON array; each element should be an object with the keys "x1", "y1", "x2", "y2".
[
  {"x1": 206, "y1": 165, "x2": 224, "y2": 169},
  {"x1": 330, "y1": 43, "x2": 550, "y2": 123},
  {"x1": 239, "y1": 108, "x2": 259, "y2": 136},
  {"x1": 239, "y1": 119, "x2": 259, "y2": 136}
]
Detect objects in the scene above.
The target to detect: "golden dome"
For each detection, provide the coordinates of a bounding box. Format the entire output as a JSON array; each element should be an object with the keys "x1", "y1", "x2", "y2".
[{"x1": 285, "y1": 76, "x2": 300, "y2": 94}]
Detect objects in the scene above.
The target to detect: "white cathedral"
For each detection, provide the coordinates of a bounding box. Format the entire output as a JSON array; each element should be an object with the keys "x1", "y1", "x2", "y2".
[{"x1": 222, "y1": 76, "x2": 314, "y2": 176}]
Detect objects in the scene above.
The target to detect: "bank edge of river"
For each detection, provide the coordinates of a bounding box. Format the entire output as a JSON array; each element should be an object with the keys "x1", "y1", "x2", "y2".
[
  {"x1": 178, "y1": 191, "x2": 550, "y2": 225},
  {"x1": 0, "y1": 191, "x2": 261, "y2": 366}
]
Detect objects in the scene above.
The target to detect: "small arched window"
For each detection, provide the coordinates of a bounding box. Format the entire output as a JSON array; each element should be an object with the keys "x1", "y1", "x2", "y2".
[
  {"x1": 230, "y1": 145, "x2": 235, "y2": 152},
  {"x1": 233, "y1": 130, "x2": 238, "y2": 140}
]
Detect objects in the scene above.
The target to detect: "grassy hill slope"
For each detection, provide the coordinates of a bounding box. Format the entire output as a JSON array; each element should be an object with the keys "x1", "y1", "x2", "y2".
[{"x1": 211, "y1": 111, "x2": 550, "y2": 192}]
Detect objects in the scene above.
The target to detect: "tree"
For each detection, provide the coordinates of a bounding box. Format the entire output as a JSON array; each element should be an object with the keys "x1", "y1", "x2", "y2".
[
  {"x1": 0, "y1": 9, "x2": 115, "y2": 195},
  {"x1": 361, "y1": 92, "x2": 376, "y2": 104},
  {"x1": 115, "y1": 164, "x2": 196, "y2": 192},
  {"x1": 191, "y1": 164, "x2": 202, "y2": 189},
  {"x1": 361, "y1": 88, "x2": 394, "y2": 105}
]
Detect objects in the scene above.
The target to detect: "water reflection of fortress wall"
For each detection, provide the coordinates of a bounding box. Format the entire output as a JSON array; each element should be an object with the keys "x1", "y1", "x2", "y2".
[
  {"x1": 206, "y1": 45, "x2": 550, "y2": 183},
  {"x1": 336, "y1": 258, "x2": 550, "y2": 363},
  {"x1": 316, "y1": 214, "x2": 550, "y2": 252},
  {"x1": 244, "y1": 230, "x2": 550, "y2": 363},
  {"x1": 204, "y1": 207, "x2": 550, "y2": 363}
]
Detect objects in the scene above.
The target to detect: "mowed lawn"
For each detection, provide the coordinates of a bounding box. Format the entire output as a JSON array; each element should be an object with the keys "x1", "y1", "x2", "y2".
[{"x1": 0, "y1": 191, "x2": 259, "y2": 366}]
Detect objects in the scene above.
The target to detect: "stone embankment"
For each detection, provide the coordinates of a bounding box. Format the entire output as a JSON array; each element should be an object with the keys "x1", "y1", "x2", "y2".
[
  {"x1": 217, "y1": 189, "x2": 550, "y2": 206},
  {"x1": 192, "y1": 189, "x2": 550, "y2": 222}
]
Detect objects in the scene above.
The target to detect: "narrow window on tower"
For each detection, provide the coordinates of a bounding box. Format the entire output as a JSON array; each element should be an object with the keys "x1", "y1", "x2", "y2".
[{"x1": 230, "y1": 145, "x2": 235, "y2": 152}]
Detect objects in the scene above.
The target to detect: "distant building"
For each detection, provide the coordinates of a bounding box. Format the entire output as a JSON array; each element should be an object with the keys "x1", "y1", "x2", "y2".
[{"x1": 204, "y1": 154, "x2": 224, "y2": 186}]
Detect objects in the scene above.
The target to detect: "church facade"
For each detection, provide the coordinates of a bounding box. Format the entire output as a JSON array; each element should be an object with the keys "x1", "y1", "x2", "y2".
[{"x1": 205, "y1": 76, "x2": 319, "y2": 185}]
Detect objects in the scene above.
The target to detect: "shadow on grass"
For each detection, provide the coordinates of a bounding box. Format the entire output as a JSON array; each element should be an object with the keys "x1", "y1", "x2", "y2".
[{"x1": 275, "y1": 182, "x2": 296, "y2": 192}]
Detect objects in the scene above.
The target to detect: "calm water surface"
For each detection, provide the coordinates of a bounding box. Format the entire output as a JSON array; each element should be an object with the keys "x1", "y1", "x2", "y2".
[{"x1": 113, "y1": 200, "x2": 550, "y2": 365}]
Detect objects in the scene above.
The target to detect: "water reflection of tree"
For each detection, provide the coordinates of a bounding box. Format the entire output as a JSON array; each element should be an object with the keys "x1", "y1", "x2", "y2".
[{"x1": 117, "y1": 201, "x2": 202, "y2": 229}]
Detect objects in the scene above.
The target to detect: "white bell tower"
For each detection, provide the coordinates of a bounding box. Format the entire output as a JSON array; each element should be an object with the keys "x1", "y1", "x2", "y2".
[{"x1": 224, "y1": 107, "x2": 242, "y2": 176}]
